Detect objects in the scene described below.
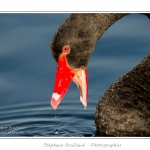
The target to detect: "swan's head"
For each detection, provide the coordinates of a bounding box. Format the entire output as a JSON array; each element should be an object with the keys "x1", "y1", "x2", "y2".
[{"x1": 50, "y1": 14, "x2": 97, "y2": 110}]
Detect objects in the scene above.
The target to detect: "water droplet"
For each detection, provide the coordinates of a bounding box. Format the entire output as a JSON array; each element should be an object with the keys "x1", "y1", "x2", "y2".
[
  {"x1": 84, "y1": 107, "x2": 86, "y2": 110},
  {"x1": 55, "y1": 129, "x2": 59, "y2": 134}
]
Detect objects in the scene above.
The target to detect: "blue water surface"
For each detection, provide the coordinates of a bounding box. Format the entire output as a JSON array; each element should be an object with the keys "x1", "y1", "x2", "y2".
[{"x1": 0, "y1": 13, "x2": 150, "y2": 137}]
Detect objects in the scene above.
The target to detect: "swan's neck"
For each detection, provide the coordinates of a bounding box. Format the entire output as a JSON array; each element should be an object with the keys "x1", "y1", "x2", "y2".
[
  {"x1": 71, "y1": 14, "x2": 127, "y2": 41},
  {"x1": 81, "y1": 14, "x2": 128, "y2": 42}
]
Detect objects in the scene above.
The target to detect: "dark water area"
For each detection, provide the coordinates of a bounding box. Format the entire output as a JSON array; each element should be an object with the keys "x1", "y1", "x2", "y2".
[{"x1": 0, "y1": 13, "x2": 150, "y2": 137}]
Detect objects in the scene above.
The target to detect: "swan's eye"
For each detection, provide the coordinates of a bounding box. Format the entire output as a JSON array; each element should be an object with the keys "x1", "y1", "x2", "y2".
[{"x1": 62, "y1": 45, "x2": 70, "y2": 54}]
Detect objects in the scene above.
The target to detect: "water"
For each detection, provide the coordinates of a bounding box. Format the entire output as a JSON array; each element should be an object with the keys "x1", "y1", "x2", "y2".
[{"x1": 0, "y1": 13, "x2": 150, "y2": 137}]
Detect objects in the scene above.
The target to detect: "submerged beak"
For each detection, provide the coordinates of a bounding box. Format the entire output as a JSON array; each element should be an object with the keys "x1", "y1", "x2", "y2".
[{"x1": 51, "y1": 53, "x2": 88, "y2": 110}]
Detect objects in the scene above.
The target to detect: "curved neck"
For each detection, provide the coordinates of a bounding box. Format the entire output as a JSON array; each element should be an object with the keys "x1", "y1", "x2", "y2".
[
  {"x1": 84, "y1": 14, "x2": 128, "y2": 42},
  {"x1": 68, "y1": 14, "x2": 128, "y2": 43}
]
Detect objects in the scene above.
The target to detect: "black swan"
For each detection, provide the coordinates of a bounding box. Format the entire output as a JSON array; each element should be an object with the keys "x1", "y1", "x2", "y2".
[{"x1": 50, "y1": 13, "x2": 150, "y2": 136}]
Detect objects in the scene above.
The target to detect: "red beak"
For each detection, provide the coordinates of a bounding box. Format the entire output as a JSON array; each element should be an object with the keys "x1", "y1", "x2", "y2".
[{"x1": 51, "y1": 53, "x2": 88, "y2": 110}]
